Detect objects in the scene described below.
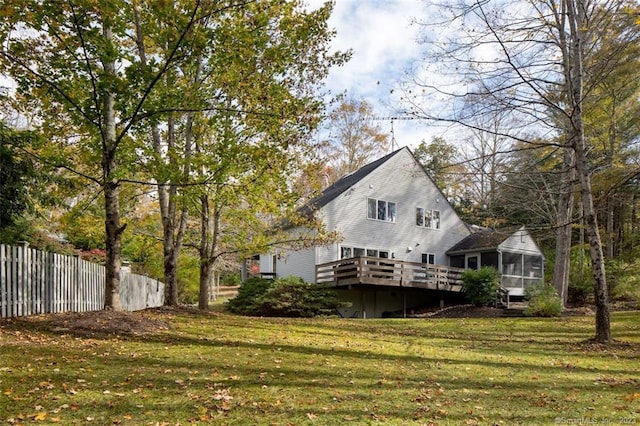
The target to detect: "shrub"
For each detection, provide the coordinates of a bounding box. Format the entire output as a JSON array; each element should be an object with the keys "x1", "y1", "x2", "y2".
[
  {"x1": 608, "y1": 259, "x2": 640, "y2": 302},
  {"x1": 461, "y1": 267, "x2": 500, "y2": 307},
  {"x1": 226, "y1": 276, "x2": 346, "y2": 317},
  {"x1": 524, "y1": 283, "x2": 563, "y2": 317},
  {"x1": 226, "y1": 277, "x2": 273, "y2": 315},
  {"x1": 256, "y1": 276, "x2": 346, "y2": 317}
]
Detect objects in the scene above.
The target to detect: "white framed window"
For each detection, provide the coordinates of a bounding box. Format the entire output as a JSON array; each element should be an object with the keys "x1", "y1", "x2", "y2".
[
  {"x1": 416, "y1": 207, "x2": 441, "y2": 230},
  {"x1": 367, "y1": 198, "x2": 396, "y2": 222},
  {"x1": 354, "y1": 247, "x2": 366, "y2": 257},
  {"x1": 340, "y1": 246, "x2": 352, "y2": 259},
  {"x1": 421, "y1": 253, "x2": 436, "y2": 265},
  {"x1": 341, "y1": 246, "x2": 366, "y2": 259}
]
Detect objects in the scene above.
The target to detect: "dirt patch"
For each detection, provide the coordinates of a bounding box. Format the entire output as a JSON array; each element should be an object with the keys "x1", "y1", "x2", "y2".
[
  {"x1": 0, "y1": 309, "x2": 171, "y2": 338},
  {"x1": 414, "y1": 304, "x2": 507, "y2": 318}
]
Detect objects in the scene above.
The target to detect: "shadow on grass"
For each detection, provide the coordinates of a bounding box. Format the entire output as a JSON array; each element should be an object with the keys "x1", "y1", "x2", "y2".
[{"x1": 2, "y1": 309, "x2": 640, "y2": 424}]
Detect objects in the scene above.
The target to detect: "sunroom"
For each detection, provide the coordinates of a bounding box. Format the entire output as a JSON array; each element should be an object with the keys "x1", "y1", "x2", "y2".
[{"x1": 446, "y1": 227, "x2": 545, "y2": 297}]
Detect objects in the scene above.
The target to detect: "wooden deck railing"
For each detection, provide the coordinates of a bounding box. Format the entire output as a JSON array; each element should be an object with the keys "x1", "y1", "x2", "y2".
[{"x1": 315, "y1": 256, "x2": 465, "y2": 292}]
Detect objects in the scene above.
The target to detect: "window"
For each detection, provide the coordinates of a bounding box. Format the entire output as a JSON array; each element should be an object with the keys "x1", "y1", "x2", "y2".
[
  {"x1": 416, "y1": 207, "x2": 441, "y2": 229},
  {"x1": 340, "y1": 247, "x2": 352, "y2": 259},
  {"x1": 367, "y1": 198, "x2": 396, "y2": 222},
  {"x1": 467, "y1": 255, "x2": 479, "y2": 270},
  {"x1": 341, "y1": 246, "x2": 365, "y2": 259},
  {"x1": 416, "y1": 208, "x2": 425, "y2": 227},
  {"x1": 421, "y1": 253, "x2": 436, "y2": 265}
]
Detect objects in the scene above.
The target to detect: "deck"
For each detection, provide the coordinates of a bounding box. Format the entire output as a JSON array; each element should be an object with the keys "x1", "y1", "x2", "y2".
[{"x1": 315, "y1": 256, "x2": 465, "y2": 292}]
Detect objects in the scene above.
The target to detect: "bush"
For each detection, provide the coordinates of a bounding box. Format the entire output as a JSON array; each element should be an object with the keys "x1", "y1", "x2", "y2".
[
  {"x1": 461, "y1": 267, "x2": 500, "y2": 306},
  {"x1": 226, "y1": 277, "x2": 273, "y2": 315},
  {"x1": 608, "y1": 259, "x2": 640, "y2": 302},
  {"x1": 226, "y1": 276, "x2": 346, "y2": 317},
  {"x1": 524, "y1": 283, "x2": 563, "y2": 317}
]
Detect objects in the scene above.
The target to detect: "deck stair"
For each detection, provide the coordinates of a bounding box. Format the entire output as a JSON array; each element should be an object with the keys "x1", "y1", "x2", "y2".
[
  {"x1": 215, "y1": 285, "x2": 240, "y2": 299},
  {"x1": 501, "y1": 301, "x2": 527, "y2": 317}
]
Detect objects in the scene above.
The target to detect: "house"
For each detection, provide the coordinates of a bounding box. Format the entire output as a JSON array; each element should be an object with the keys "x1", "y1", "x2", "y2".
[{"x1": 259, "y1": 147, "x2": 544, "y2": 317}]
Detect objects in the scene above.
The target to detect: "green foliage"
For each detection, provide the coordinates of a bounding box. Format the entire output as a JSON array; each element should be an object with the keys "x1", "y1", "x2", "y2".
[
  {"x1": 0, "y1": 125, "x2": 40, "y2": 233},
  {"x1": 568, "y1": 245, "x2": 594, "y2": 304},
  {"x1": 176, "y1": 254, "x2": 201, "y2": 305},
  {"x1": 461, "y1": 267, "x2": 500, "y2": 306},
  {"x1": 256, "y1": 276, "x2": 345, "y2": 318},
  {"x1": 524, "y1": 283, "x2": 563, "y2": 317},
  {"x1": 221, "y1": 273, "x2": 241, "y2": 286},
  {"x1": 226, "y1": 276, "x2": 345, "y2": 317},
  {"x1": 413, "y1": 136, "x2": 460, "y2": 196},
  {"x1": 608, "y1": 259, "x2": 640, "y2": 302},
  {"x1": 59, "y1": 207, "x2": 106, "y2": 251},
  {"x1": 226, "y1": 277, "x2": 274, "y2": 315}
]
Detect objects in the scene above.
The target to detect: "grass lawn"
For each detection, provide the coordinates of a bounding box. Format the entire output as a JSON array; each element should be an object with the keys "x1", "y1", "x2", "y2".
[{"x1": 1, "y1": 306, "x2": 639, "y2": 425}]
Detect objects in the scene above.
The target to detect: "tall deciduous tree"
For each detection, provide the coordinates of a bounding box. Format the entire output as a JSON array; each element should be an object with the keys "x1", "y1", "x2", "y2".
[
  {"x1": 0, "y1": 1, "x2": 208, "y2": 310},
  {"x1": 321, "y1": 97, "x2": 389, "y2": 183},
  {"x1": 404, "y1": 0, "x2": 640, "y2": 342},
  {"x1": 191, "y1": 0, "x2": 347, "y2": 309},
  {"x1": 413, "y1": 136, "x2": 471, "y2": 211}
]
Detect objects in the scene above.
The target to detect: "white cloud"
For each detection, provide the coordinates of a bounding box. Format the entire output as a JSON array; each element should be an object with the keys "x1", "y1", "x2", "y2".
[{"x1": 308, "y1": 0, "x2": 447, "y2": 148}]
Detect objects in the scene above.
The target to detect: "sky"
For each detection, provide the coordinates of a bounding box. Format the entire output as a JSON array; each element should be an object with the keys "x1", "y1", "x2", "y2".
[{"x1": 308, "y1": 0, "x2": 446, "y2": 149}]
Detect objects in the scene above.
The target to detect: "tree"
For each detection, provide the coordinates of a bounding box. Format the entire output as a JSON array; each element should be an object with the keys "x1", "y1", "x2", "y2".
[
  {"x1": 321, "y1": 97, "x2": 389, "y2": 183},
  {"x1": 0, "y1": 125, "x2": 39, "y2": 233},
  {"x1": 185, "y1": 0, "x2": 348, "y2": 309},
  {"x1": 0, "y1": 1, "x2": 210, "y2": 310},
  {"x1": 404, "y1": 0, "x2": 640, "y2": 342},
  {"x1": 413, "y1": 136, "x2": 461, "y2": 196}
]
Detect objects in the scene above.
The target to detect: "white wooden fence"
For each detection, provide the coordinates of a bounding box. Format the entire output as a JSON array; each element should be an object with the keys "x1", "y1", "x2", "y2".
[{"x1": 0, "y1": 243, "x2": 165, "y2": 318}]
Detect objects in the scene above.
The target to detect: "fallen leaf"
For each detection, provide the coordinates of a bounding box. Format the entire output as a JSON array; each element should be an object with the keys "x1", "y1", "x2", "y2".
[{"x1": 32, "y1": 412, "x2": 47, "y2": 421}]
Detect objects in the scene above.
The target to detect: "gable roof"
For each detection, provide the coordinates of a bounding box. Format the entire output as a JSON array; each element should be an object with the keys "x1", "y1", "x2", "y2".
[
  {"x1": 446, "y1": 227, "x2": 519, "y2": 254},
  {"x1": 300, "y1": 148, "x2": 405, "y2": 215}
]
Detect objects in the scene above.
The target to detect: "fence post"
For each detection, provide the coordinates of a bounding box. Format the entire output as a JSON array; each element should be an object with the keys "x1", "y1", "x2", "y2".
[
  {"x1": 73, "y1": 254, "x2": 81, "y2": 312},
  {"x1": 0, "y1": 244, "x2": 6, "y2": 318},
  {"x1": 17, "y1": 241, "x2": 30, "y2": 316}
]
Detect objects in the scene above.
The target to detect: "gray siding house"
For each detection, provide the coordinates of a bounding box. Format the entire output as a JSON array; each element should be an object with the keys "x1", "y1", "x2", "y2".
[{"x1": 259, "y1": 147, "x2": 544, "y2": 317}]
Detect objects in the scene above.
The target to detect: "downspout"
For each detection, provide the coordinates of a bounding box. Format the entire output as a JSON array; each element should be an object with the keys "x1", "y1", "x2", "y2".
[
  {"x1": 497, "y1": 249, "x2": 503, "y2": 287},
  {"x1": 521, "y1": 253, "x2": 525, "y2": 291},
  {"x1": 497, "y1": 248, "x2": 509, "y2": 307}
]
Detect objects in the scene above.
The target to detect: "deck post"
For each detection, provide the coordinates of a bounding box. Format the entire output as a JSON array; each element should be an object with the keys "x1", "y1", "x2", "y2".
[{"x1": 403, "y1": 291, "x2": 406, "y2": 318}]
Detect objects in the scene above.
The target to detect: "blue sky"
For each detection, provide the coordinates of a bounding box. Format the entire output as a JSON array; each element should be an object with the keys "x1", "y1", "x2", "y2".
[{"x1": 309, "y1": 0, "x2": 446, "y2": 149}]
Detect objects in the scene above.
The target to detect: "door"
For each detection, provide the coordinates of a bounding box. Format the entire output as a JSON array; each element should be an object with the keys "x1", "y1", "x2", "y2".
[{"x1": 466, "y1": 254, "x2": 479, "y2": 270}]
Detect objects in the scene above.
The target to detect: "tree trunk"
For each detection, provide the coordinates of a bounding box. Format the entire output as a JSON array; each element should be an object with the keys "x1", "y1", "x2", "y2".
[
  {"x1": 199, "y1": 258, "x2": 215, "y2": 310},
  {"x1": 566, "y1": 0, "x2": 610, "y2": 343},
  {"x1": 104, "y1": 180, "x2": 123, "y2": 310},
  {"x1": 553, "y1": 148, "x2": 575, "y2": 307},
  {"x1": 134, "y1": 6, "x2": 185, "y2": 306},
  {"x1": 574, "y1": 144, "x2": 611, "y2": 342},
  {"x1": 198, "y1": 193, "x2": 221, "y2": 310},
  {"x1": 158, "y1": 118, "x2": 181, "y2": 306},
  {"x1": 102, "y1": 23, "x2": 123, "y2": 311}
]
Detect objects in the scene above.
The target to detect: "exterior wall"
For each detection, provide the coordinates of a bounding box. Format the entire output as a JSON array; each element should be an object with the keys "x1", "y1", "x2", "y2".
[
  {"x1": 498, "y1": 228, "x2": 543, "y2": 255},
  {"x1": 319, "y1": 148, "x2": 469, "y2": 267},
  {"x1": 273, "y1": 247, "x2": 316, "y2": 283},
  {"x1": 335, "y1": 287, "x2": 434, "y2": 318}
]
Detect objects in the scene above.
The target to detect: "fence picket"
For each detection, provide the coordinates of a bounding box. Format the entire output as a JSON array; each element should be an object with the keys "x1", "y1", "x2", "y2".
[
  {"x1": 1, "y1": 245, "x2": 6, "y2": 317},
  {"x1": 0, "y1": 244, "x2": 164, "y2": 318}
]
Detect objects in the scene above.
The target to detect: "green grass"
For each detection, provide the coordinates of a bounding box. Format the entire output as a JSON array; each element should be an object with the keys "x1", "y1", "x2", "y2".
[{"x1": 1, "y1": 308, "x2": 639, "y2": 425}]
